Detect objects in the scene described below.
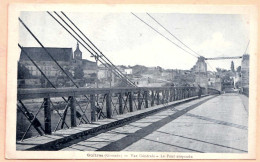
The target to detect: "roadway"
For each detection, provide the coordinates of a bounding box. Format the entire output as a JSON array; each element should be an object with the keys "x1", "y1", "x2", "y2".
[{"x1": 61, "y1": 93, "x2": 248, "y2": 153}]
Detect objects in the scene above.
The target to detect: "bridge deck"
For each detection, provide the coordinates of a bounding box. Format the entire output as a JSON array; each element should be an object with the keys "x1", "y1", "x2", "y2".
[
  {"x1": 17, "y1": 95, "x2": 201, "y2": 150},
  {"x1": 61, "y1": 94, "x2": 248, "y2": 153}
]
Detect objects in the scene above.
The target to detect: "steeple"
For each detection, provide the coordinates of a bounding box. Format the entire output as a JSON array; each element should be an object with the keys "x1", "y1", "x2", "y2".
[
  {"x1": 74, "y1": 42, "x2": 82, "y2": 60},
  {"x1": 76, "y1": 42, "x2": 79, "y2": 50}
]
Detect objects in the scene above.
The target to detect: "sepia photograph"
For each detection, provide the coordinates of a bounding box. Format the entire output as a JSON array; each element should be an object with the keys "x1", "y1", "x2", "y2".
[{"x1": 5, "y1": 4, "x2": 258, "y2": 159}]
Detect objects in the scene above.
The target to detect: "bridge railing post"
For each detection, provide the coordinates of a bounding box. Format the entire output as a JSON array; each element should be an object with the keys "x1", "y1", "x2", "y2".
[
  {"x1": 118, "y1": 92, "x2": 123, "y2": 114},
  {"x1": 165, "y1": 90, "x2": 169, "y2": 103},
  {"x1": 169, "y1": 89, "x2": 173, "y2": 102},
  {"x1": 174, "y1": 89, "x2": 176, "y2": 100},
  {"x1": 106, "y1": 92, "x2": 112, "y2": 118},
  {"x1": 90, "y1": 94, "x2": 96, "y2": 122},
  {"x1": 181, "y1": 88, "x2": 183, "y2": 99},
  {"x1": 177, "y1": 88, "x2": 180, "y2": 100},
  {"x1": 144, "y1": 90, "x2": 149, "y2": 108},
  {"x1": 151, "y1": 91, "x2": 155, "y2": 106},
  {"x1": 44, "y1": 97, "x2": 51, "y2": 135},
  {"x1": 161, "y1": 90, "x2": 165, "y2": 104},
  {"x1": 178, "y1": 88, "x2": 181, "y2": 100},
  {"x1": 175, "y1": 89, "x2": 178, "y2": 100},
  {"x1": 69, "y1": 96, "x2": 76, "y2": 127},
  {"x1": 156, "y1": 91, "x2": 160, "y2": 105},
  {"x1": 128, "y1": 92, "x2": 133, "y2": 112},
  {"x1": 137, "y1": 90, "x2": 142, "y2": 110},
  {"x1": 178, "y1": 88, "x2": 180, "y2": 100}
]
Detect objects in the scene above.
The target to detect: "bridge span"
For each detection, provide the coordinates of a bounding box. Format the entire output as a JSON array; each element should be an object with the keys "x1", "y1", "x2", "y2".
[
  {"x1": 16, "y1": 86, "x2": 248, "y2": 153},
  {"x1": 61, "y1": 94, "x2": 248, "y2": 152}
]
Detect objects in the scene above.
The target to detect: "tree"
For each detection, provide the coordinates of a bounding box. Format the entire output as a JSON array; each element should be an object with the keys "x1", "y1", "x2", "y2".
[
  {"x1": 231, "y1": 61, "x2": 235, "y2": 72},
  {"x1": 74, "y1": 65, "x2": 84, "y2": 79},
  {"x1": 236, "y1": 66, "x2": 241, "y2": 72},
  {"x1": 17, "y1": 63, "x2": 31, "y2": 79},
  {"x1": 216, "y1": 68, "x2": 227, "y2": 73}
]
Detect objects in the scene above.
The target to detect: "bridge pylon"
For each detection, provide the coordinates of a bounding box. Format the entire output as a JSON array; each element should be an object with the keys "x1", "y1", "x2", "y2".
[{"x1": 194, "y1": 56, "x2": 208, "y2": 93}]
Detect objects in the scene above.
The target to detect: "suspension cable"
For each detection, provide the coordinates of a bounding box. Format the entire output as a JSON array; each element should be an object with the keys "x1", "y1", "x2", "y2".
[
  {"x1": 46, "y1": 12, "x2": 135, "y2": 87},
  {"x1": 146, "y1": 13, "x2": 202, "y2": 58},
  {"x1": 54, "y1": 11, "x2": 136, "y2": 87},
  {"x1": 18, "y1": 18, "x2": 80, "y2": 88},
  {"x1": 131, "y1": 13, "x2": 198, "y2": 58},
  {"x1": 61, "y1": 11, "x2": 136, "y2": 87}
]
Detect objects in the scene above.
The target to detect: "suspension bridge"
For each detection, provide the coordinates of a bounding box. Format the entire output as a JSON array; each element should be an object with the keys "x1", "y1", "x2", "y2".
[{"x1": 16, "y1": 12, "x2": 249, "y2": 152}]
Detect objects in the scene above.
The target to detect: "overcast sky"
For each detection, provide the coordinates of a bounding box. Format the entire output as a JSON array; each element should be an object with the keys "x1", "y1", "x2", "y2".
[{"x1": 19, "y1": 11, "x2": 250, "y2": 71}]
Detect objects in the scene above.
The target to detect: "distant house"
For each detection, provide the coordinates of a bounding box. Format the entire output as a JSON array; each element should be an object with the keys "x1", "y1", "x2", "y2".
[
  {"x1": 19, "y1": 43, "x2": 97, "y2": 84},
  {"x1": 124, "y1": 68, "x2": 132, "y2": 75},
  {"x1": 19, "y1": 47, "x2": 74, "y2": 77}
]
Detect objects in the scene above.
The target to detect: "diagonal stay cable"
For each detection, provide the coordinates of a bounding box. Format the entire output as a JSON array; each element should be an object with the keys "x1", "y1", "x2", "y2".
[
  {"x1": 244, "y1": 40, "x2": 250, "y2": 54},
  {"x1": 53, "y1": 12, "x2": 159, "y2": 95},
  {"x1": 205, "y1": 60, "x2": 215, "y2": 72},
  {"x1": 60, "y1": 11, "x2": 137, "y2": 87},
  {"x1": 19, "y1": 17, "x2": 93, "y2": 103},
  {"x1": 19, "y1": 45, "x2": 92, "y2": 127},
  {"x1": 53, "y1": 12, "x2": 135, "y2": 87},
  {"x1": 146, "y1": 13, "x2": 202, "y2": 57},
  {"x1": 19, "y1": 18, "x2": 80, "y2": 88},
  {"x1": 146, "y1": 12, "x2": 236, "y2": 73},
  {"x1": 46, "y1": 12, "x2": 134, "y2": 87},
  {"x1": 131, "y1": 13, "x2": 198, "y2": 58},
  {"x1": 146, "y1": 13, "x2": 217, "y2": 72},
  {"x1": 18, "y1": 44, "x2": 69, "y2": 102},
  {"x1": 54, "y1": 11, "x2": 135, "y2": 87}
]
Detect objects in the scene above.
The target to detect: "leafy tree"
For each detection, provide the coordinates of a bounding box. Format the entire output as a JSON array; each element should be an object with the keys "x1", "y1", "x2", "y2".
[
  {"x1": 17, "y1": 63, "x2": 31, "y2": 79},
  {"x1": 157, "y1": 66, "x2": 163, "y2": 72},
  {"x1": 132, "y1": 65, "x2": 148, "y2": 75},
  {"x1": 74, "y1": 65, "x2": 84, "y2": 79},
  {"x1": 236, "y1": 66, "x2": 241, "y2": 72},
  {"x1": 231, "y1": 61, "x2": 235, "y2": 72},
  {"x1": 216, "y1": 68, "x2": 225, "y2": 73}
]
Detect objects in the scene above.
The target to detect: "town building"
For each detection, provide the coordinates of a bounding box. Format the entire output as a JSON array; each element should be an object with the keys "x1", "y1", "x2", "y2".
[
  {"x1": 18, "y1": 43, "x2": 97, "y2": 87},
  {"x1": 241, "y1": 54, "x2": 249, "y2": 87}
]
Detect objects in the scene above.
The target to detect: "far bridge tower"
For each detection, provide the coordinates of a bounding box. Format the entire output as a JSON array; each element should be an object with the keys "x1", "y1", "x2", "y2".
[{"x1": 193, "y1": 56, "x2": 208, "y2": 91}]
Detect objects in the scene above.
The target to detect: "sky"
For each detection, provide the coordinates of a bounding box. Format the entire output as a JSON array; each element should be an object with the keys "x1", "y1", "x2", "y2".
[{"x1": 19, "y1": 11, "x2": 250, "y2": 71}]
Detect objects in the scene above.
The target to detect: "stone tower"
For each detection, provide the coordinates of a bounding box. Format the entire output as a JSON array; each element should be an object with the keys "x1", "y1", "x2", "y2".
[
  {"x1": 194, "y1": 56, "x2": 208, "y2": 91},
  {"x1": 74, "y1": 42, "x2": 82, "y2": 60}
]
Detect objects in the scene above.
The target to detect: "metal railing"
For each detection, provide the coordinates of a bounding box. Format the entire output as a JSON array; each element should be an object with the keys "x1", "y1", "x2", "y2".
[
  {"x1": 17, "y1": 86, "x2": 216, "y2": 141},
  {"x1": 208, "y1": 88, "x2": 221, "y2": 95},
  {"x1": 240, "y1": 87, "x2": 249, "y2": 97}
]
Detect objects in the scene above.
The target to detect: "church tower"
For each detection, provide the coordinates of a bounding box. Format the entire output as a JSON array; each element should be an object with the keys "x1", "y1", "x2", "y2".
[{"x1": 74, "y1": 42, "x2": 82, "y2": 60}]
